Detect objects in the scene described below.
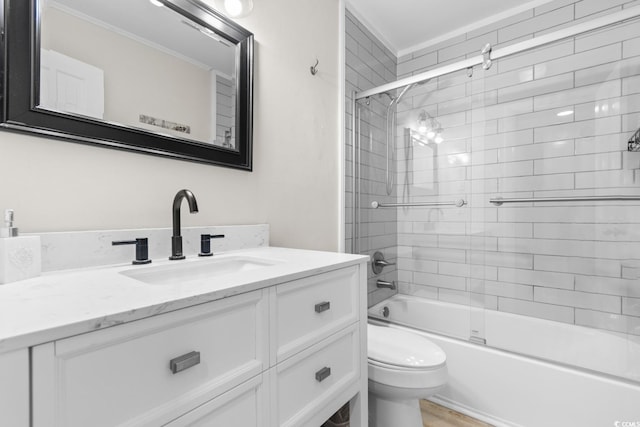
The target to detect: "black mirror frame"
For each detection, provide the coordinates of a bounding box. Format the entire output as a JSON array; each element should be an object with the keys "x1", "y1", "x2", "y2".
[{"x1": 0, "y1": 0, "x2": 254, "y2": 170}]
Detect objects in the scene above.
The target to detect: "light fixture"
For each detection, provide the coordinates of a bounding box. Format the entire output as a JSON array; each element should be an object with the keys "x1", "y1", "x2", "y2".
[
  {"x1": 417, "y1": 110, "x2": 444, "y2": 144},
  {"x1": 149, "y1": 0, "x2": 164, "y2": 7},
  {"x1": 223, "y1": 0, "x2": 253, "y2": 17},
  {"x1": 557, "y1": 110, "x2": 574, "y2": 117},
  {"x1": 417, "y1": 110, "x2": 430, "y2": 134}
]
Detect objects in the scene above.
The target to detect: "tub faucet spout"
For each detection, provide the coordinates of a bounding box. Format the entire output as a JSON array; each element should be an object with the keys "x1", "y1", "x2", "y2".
[
  {"x1": 376, "y1": 279, "x2": 396, "y2": 290},
  {"x1": 170, "y1": 189, "x2": 198, "y2": 260}
]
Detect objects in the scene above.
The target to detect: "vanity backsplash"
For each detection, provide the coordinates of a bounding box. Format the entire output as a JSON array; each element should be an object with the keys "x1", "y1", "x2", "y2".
[{"x1": 27, "y1": 224, "x2": 269, "y2": 273}]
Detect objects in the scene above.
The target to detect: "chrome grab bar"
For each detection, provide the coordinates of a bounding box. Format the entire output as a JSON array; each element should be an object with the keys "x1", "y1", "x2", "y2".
[
  {"x1": 372, "y1": 199, "x2": 466, "y2": 208},
  {"x1": 490, "y1": 195, "x2": 640, "y2": 206}
]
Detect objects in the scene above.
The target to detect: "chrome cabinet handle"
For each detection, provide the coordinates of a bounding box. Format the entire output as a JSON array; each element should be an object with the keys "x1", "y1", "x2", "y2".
[
  {"x1": 315, "y1": 366, "x2": 331, "y2": 382},
  {"x1": 169, "y1": 351, "x2": 200, "y2": 374},
  {"x1": 315, "y1": 301, "x2": 331, "y2": 313}
]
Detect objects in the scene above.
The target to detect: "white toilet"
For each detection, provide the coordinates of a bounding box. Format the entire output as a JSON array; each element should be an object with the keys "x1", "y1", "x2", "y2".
[{"x1": 367, "y1": 323, "x2": 448, "y2": 427}]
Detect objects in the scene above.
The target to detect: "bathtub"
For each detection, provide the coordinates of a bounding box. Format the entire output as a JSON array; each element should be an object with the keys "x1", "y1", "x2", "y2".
[{"x1": 369, "y1": 294, "x2": 640, "y2": 427}]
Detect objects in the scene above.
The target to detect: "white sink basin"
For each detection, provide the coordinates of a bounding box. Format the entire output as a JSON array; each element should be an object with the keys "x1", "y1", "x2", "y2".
[{"x1": 120, "y1": 255, "x2": 281, "y2": 285}]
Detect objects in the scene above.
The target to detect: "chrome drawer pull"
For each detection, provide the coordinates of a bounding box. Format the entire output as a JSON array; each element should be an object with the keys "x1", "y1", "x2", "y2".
[
  {"x1": 315, "y1": 301, "x2": 331, "y2": 313},
  {"x1": 169, "y1": 351, "x2": 200, "y2": 374},
  {"x1": 315, "y1": 366, "x2": 331, "y2": 382}
]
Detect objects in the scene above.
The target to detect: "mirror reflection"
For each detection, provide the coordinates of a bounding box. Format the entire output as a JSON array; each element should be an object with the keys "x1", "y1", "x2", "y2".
[{"x1": 39, "y1": 0, "x2": 239, "y2": 150}]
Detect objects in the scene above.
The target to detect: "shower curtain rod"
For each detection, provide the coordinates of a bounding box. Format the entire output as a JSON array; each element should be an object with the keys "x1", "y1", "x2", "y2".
[{"x1": 354, "y1": 5, "x2": 640, "y2": 100}]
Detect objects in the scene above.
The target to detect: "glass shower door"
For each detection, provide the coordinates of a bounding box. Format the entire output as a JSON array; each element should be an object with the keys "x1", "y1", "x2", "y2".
[
  {"x1": 384, "y1": 68, "x2": 481, "y2": 342},
  {"x1": 468, "y1": 21, "x2": 640, "y2": 383}
]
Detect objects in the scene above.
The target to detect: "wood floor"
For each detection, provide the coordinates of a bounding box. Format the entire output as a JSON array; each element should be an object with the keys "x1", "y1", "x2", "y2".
[
  {"x1": 421, "y1": 400, "x2": 493, "y2": 427},
  {"x1": 323, "y1": 399, "x2": 492, "y2": 427}
]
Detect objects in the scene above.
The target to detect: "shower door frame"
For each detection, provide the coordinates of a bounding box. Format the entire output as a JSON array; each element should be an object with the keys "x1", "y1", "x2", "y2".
[
  {"x1": 350, "y1": 4, "x2": 640, "y2": 253},
  {"x1": 354, "y1": 5, "x2": 640, "y2": 100}
]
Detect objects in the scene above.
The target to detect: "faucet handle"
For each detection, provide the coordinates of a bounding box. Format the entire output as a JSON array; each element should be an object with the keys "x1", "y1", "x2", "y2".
[
  {"x1": 199, "y1": 234, "x2": 225, "y2": 257},
  {"x1": 371, "y1": 251, "x2": 395, "y2": 274},
  {"x1": 112, "y1": 238, "x2": 152, "y2": 265}
]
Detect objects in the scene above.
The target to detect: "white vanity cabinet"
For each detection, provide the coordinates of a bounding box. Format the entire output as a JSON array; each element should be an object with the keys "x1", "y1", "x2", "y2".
[
  {"x1": 270, "y1": 324, "x2": 360, "y2": 427},
  {"x1": 0, "y1": 349, "x2": 29, "y2": 427},
  {"x1": 32, "y1": 290, "x2": 269, "y2": 427},
  {"x1": 165, "y1": 374, "x2": 268, "y2": 427},
  {"x1": 269, "y1": 266, "x2": 361, "y2": 426},
  {"x1": 28, "y1": 263, "x2": 367, "y2": 427},
  {"x1": 270, "y1": 266, "x2": 359, "y2": 363}
]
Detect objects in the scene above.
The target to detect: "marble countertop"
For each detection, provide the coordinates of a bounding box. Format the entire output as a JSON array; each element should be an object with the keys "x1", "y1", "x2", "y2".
[{"x1": 0, "y1": 246, "x2": 368, "y2": 354}]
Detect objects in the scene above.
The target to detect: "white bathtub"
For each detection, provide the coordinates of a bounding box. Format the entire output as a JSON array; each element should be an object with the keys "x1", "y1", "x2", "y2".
[{"x1": 369, "y1": 294, "x2": 640, "y2": 427}]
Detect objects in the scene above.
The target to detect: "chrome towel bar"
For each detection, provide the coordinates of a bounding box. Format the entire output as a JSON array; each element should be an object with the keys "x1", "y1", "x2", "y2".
[
  {"x1": 490, "y1": 195, "x2": 640, "y2": 205},
  {"x1": 371, "y1": 199, "x2": 466, "y2": 208}
]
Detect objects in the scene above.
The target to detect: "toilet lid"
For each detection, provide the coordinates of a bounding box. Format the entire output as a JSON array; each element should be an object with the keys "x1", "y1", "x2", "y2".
[{"x1": 368, "y1": 324, "x2": 446, "y2": 369}]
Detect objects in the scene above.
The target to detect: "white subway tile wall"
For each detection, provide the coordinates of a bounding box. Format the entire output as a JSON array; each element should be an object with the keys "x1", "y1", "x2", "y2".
[
  {"x1": 388, "y1": 0, "x2": 640, "y2": 337},
  {"x1": 345, "y1": 10, "x2": 399, "y2": 307}
]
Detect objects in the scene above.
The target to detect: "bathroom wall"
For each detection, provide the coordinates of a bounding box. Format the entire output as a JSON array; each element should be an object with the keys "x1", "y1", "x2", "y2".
[
  {"x1": 344, "y1": 9, "x2": 398, "y2": 306},
  {"x1": 394, "y1": 0, "x2": 640, "y2": 336},
  {"x1": 0, "y1": 0, "x2": 341, "y2": 252}
]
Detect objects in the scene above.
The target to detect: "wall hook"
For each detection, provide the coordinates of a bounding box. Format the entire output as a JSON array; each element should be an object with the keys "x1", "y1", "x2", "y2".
[{"x1": 310, "y1": 59, "x2": 319, "y2": 75}]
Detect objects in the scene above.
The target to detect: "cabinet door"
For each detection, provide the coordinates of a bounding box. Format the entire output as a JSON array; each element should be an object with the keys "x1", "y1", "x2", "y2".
[
  {"x1": 165, "y1": 374, "x2": 267, "y2": 427},
  {"x1": 32, "y1": 290, "x2": 268, "y2": 427},
  {"x1": 0, "y1": 349, "x2": 29, "y2": 427}
]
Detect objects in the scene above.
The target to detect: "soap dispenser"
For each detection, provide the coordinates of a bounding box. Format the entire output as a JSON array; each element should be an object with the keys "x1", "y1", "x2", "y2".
[{"x1": 0, "y1": 209, "x2": 41, "y2": 284}]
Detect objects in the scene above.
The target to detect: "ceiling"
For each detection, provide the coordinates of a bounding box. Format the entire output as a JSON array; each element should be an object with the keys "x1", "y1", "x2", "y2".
[{"x1": 346, "y1": 0, "x2": 555, "y2": 56}]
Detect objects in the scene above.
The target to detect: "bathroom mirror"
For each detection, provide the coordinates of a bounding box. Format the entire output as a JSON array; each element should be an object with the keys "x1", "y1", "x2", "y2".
[
  {"x1": 407, "y1": 128, "x2": 438, "y2": 195},
  {"x1": 0, "y1": 0, "x2": 254, "y2": 169}
]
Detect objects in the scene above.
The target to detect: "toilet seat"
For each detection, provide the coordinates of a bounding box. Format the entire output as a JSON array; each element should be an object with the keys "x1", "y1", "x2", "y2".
[
  {"x1": 367, "y1": 324, "x2": 447, "y2": 390},
  {"x1": 368, "y1": 324, "x2": 446, "y2": 369},
  {"x1": 368, "y1": 357, "x2": 444, "y2": 371}
]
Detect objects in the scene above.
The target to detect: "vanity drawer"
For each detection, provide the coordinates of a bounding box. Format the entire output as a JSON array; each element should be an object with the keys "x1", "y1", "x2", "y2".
[
  {"x1": 165, "y1": 374, "x2": 267, "y2": 427},
  {"x1": 271, "y1": 266, "x2": 359, "y2": 362},
  {"x1": 270, "y1": 324, "x2": 360, "y2": 427},
  {"x1": 32, "y1": 290, "x2": 268, "y2": 427}
]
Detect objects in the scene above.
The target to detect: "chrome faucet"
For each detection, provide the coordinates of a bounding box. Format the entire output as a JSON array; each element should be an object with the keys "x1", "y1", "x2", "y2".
[{"x1": 170, "y1": 189, "x2": 199, "y2": 260}]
